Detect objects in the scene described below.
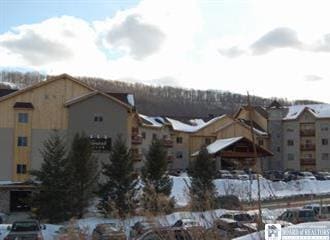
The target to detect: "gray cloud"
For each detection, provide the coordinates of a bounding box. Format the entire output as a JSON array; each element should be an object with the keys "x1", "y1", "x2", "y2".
[
  {"x1": 218, "y1": 46, "x2": 245, "y2": 58},
  {"x1": 313, "y1": 33, "x2": 330, "y2": 52},
  {"x1": 251, "y1": 27, "x2": 302, "y2": 55},
  {"x1": 304, "y1": 74, "x2": 323, "y2": 82},
  {"x1": 107, "y1": 14, "x2": 165, "y2": 60},
  {"x1": 0, "y1": 30, "x2": 73, "y2": 65}
]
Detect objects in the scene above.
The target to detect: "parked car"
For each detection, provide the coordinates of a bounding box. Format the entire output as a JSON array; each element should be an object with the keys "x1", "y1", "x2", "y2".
[
  {"x1": 92, "y1": 223, "x2": 126, "y2": 240},
  {"x1": 55, "y1": 225, "x2": 88, "y2": 240},
  {"x1": 231, "y1": 170, "x2": 249, "y2": 180},
  {"x1": 206, "y1": 218, "x2": 254, "y2": 239},
  {"x1": 216, "y1": 170, "x2": 234, "y2": 179},
  {"x1": 312, "y1": 171, "x2": 330, "y2": 180},
  {"x1": 172, "y1": 218, "x2": 203, "y2": 230},
  {"x1": 130, "y1": 220, "x2": 160, "y2": 238},
  {"x1": 4, "y1": 220, "x2": 46, "y2": 240},
  {"x1": 263, "y1": 170, "x2": 284, "y2": 181},
  {"x1": 220, "y1": 211, "x2": 255, "y2": 223},
  {"x1": 303, "y1": 204, "x2": 330, "y2": 220},
  {"x1": 284, "y1": 170, "x2": 300, "y2": 181},
  {"x1": 297, "y1": 171, "x2": 316, "y2": 180},
  {"x1": 277, "y1": 208, "x2": 318, "y2": 224},
  {"x1": 134, "y1": 227, "x2": 201, "y2": 240}
]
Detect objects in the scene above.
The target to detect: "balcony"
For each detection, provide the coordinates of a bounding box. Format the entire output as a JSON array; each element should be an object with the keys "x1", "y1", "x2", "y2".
[
  {"x1": 300, "y1": 158, "x2": 316, "y2": 165},
  {"x1": 167, "y1": 155, "x2": 174, "y2": 164},
  {"x1": 132, "y1": 152, "x2": 143, "y2": 162},
  {"x1": 300, "y1": 129, "x2": 315, "y2": 137},
  {"x1": 163, "y1": 138, "x2": 173, "y2": 148},
  {"x1": 300, "y1": 144, "x2": 316, "y2": 151},
  {"x1": 131, "y1": 134, "x2": 143, "y2": 145}
]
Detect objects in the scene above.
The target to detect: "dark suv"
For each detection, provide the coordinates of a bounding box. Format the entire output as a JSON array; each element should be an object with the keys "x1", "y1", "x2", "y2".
[{"x1": 4, "y1": 220, "x2": 45, "y2": 240}]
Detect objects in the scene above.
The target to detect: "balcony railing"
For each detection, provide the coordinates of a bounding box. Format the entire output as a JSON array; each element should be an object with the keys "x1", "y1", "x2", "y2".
[
  {"x1": 131, "y1": 135, "x2": 143, "y2": 144},
  {"x1": 300, "y1": 129, "x2": 315, "y2": 137},
  {"x1": 300, "y1": 144, "x2": 316, "y2": 151},
  {"x1": 132, "y1": 152, "x2": 143, "y2": 162},
  {"x1": 300, "y1": 158, "x2": 316, "y2": 165},
  {"x1": 163, "y1": 138, "x2": 173, "y2": 148}
]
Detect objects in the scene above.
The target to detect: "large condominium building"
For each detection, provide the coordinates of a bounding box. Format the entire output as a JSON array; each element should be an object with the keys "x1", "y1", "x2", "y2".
[
  {"x1": 268, "y1": 103, "x2": 330, "y2": 171},
  {"x1": 0, "y1": 74, "x2": 136, "y2": 182}
]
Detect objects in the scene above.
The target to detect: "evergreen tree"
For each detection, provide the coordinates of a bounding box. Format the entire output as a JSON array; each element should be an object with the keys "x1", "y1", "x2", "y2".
[
  {"x1": 66, "y1": 133, "x2": 98, "y2": 218},
  {"x1": 188, "y1": 146, "x2": 217, "y2": 211},
  {"x1": 99, "y1": 135, "x2": 138, "y2": 217},
  {"x1": 30, "y1": 132, "x2": 71, "y2": 223},
  {"x1": 142, "y1": 139, "x2": 174, "y2": 213}
]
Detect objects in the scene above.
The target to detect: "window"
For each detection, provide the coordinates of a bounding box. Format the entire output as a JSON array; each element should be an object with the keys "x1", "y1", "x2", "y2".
[
  {"x1": 288, "y1": 153, "x2": 294, "y2": 161},
  {"x1": 322, "y1": 139, "x2": 328, "y2": 145},
  {"x1": 286, "y1": 128, "x2": 294, "y2": 132},
  {"x1": 94, "y1": 115, "x2": 103, "y2": 122},
  {"x1": 16, "y1": 164, "x2": 27, "y2": 174},
  {"x1": 205, "y1": 138, "x2": 212, "y2": 145},
  {"x1": 141, "y1": 132, "x2": 146, "y2": 139},
  {"x1": 152, "y1": 133, "x2": 157, "y2": 140},
  {"x1": 287, "y1": 140, "x2": 294, "y2": 146},
  {"x1": 277, "y1": 146, "x2": 281, "y2": 152},
  {"x1": 17, "y1": 137, "x2": 28, "y2": 147},
  {"x1": 176, "y1": 137, "x2": 183, "y2": 144},
  {"x1": 321, "y1": 124, "x2": 329, "y2": 131},
  {"x1": 176, "y1": 151, "x2": 183, "y2": 159},
  {"x1": 322, "y1": 153, "x2": 329, "y2": 161},
  {"x1": 18, "y1": 113, "x2": 28, "y2": 123},
  {"x1": 258, "y1": 139, "x2": 264, "y2": 146}
]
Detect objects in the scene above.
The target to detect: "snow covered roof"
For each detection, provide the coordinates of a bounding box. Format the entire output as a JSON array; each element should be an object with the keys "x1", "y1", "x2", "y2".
[
  {"x1": 283, "y1": 104, "x2": 330, "y2": 120},
  {"x1": 167, "y1": 115, "x2": 227, "y2": 133},
  {"x1": 189, "y1": 119, "x2": 205, "y2": 126},
  {"x1": 192, "y1": 137, "x2": 243, "y2": 156},
  {"x1": 139, "y1": 114, "x2": 164, "y2": 128}
]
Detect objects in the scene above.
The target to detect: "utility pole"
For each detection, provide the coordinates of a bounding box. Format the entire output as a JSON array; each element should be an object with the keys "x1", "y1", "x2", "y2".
[{"x1": 247, "y1": 92, "x2": 263, "y2": 231}]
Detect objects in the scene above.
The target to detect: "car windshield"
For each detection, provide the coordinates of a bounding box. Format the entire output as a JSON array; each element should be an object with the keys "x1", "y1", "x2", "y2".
[
  {"x1": 302, "y1": 172, "x2": 313, "y2": 176},
  {"x1": 12, "y1": 222, "x2": 39, "y2": 232},
  {"x1": 234, "y1": 214, "x2": 253, "y2": 222},
  {"x1": 299, "y1": 210, "x2": 314, "y2": 217}
]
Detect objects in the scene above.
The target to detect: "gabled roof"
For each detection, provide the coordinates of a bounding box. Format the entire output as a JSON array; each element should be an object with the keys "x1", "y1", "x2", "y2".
[
  {"x1": 283, "y1": 104, "x2": 330, "y2": 120},
  {"x1": 234, "y1": 105, "x2": 268, "y2": 119},
  {"x1": 214, "y1": 119, "x2": 268, "y2": 136},
  {"x1": 0, "y1": 73, "x2": 96, "y2": 102},
  {"x1": 191, "y1": 136, "x2": 273, "y2": 157},
  {"x1": 64, "y1": 90, "x2": 133, "y2": 110}
]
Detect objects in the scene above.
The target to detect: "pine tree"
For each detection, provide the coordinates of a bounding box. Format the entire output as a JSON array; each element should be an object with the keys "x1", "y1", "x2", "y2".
[
  {"x1": 99, "y1": 135, "x2": 138, "y2": 218},
  {"x1": 66, "y1": 133, "x2": 99, "y2": 218},
  {"x1": 142, "y1": 139, "x2": 174, "y2": 213},
  {"x1": 188, "y1": 146, "x2": 217, "y2": 211},
  {"x1": 30, "y1": 132, "x2": 71, "y2": 223}
]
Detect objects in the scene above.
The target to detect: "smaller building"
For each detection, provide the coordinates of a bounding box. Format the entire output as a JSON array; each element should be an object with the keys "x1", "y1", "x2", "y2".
[{"x1": 191, "y1": 136, "x2": 273, "y2": 170}]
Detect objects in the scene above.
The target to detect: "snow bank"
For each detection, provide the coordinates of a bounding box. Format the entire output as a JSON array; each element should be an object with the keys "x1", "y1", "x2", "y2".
[{"x1": 170, "y1": 176, "x2": 330, "y2": 206}]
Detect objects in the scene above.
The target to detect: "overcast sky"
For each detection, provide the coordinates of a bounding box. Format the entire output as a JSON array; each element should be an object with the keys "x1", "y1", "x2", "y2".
[{"x1": 1, "y1": 0, "x2": 330, "y2": 103}]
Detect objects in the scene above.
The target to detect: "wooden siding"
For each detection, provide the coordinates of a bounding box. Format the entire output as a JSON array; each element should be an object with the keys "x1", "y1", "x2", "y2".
[{"x1": 0, "y1": 78, "x2": 92, "y2": 129}]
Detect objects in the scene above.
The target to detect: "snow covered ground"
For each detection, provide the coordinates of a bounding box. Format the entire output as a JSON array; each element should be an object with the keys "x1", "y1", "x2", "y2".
[{"x1": 171, "y1": 176, "x2": 330, "y2": 207}]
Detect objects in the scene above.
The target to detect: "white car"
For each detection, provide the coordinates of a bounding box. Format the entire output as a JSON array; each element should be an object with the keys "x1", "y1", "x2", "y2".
[
  {"x1": 231, "y1": 170, "x2": 249, "y2": 180},
  {"x1": 172, "y1": 218, "x2": 202, "y2": 229},
  {"x1": 297, "y1": 171, "x2": 316, "y2": 180}
]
